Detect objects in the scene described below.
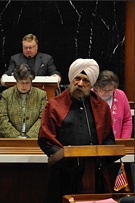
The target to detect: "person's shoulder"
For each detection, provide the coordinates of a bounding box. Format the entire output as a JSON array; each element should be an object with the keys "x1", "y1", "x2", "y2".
[
  {"x1": 115, "y1": 89, "x2": 127, "y2": 97},
  {"x1": 37, "y1": 52, "x2": 52, "y2": 58},
  {"x1": 10, "y1": 53, "x2": 22, "y2": 59},
  {"x1": 91, "y1": 90, "x2": 104, "y2": 101},
  {"x1": 31, "y1": 86, "x2": 45, "y2": 93},
  {"x1": 48, "y1": 88, "x2": 70, "y2": 105},
  {"x1": 91, "y1": 90, "x2": 110, "y2": 107},
  {"x1": 2, "y1": 86, "x2": 15, "y2": 96},
  {"x1": 37, "y1": 52, "x2": 52, "y2": 57},
  {"x1": 31, "y1": 86, "x2": 46, "y2": 96}
]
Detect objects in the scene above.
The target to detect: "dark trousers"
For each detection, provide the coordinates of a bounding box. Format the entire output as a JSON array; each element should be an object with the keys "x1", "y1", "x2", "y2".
[
  {"x1": 44, "y1": 158, "x2": 110, "y2": 203},
  {"x1": 44, "y1": 160, "x2": 83, "y2": 203}
]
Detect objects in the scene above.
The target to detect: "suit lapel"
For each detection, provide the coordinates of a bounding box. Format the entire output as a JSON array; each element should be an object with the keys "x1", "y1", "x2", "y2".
[
  {"x1": 34, "y1": 53, "x2": 42, "y2": 75},
  {"x1": 20, "y1": 53, "x2": 27, "y2": 64},
  {"x1": 19, "y1": 53, "x2": 42, "y2": 75}
]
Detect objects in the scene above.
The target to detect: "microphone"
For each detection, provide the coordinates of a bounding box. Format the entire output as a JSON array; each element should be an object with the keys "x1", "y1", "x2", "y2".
[{"x1": 80, "y1": 97, "x2": 93, "y2": 145}]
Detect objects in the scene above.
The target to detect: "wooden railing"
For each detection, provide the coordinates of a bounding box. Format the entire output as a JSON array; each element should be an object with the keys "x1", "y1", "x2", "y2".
[
  {"x1": 129, "y1": 101, "x2": 134, "y2": 109},
  {"x1": 0, "y1": 138, "x2": 134, "y2": 155},
  {"x1": 115, "y1": 138, "x2": 134, "y2": 154},
  {"x1": 0, "y1": 138, "x2": 133, "y2": 202},
  {"x1": 0, "y1": 138, "x2": 43, "y2": 154}
]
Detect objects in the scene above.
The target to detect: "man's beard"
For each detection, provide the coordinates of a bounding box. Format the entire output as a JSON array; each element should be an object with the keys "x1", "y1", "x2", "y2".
[{"x1": 69, "y1": 83, "x2": 90, "y2": 100}]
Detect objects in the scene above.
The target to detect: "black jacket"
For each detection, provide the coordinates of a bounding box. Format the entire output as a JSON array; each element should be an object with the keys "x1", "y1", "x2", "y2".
[{"x1": 5, "y1": 52, "x2": 61, "y2": 77}]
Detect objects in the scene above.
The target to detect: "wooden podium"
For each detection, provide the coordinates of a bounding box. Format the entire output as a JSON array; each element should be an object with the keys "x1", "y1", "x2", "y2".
[
  {"x1": 48, "y1": 145, "x2": 125, "y2": 194},
  {"x1": 2, "y1": 75, "x2": 60, "y2": 100},
  {"x1": 0, "y1": 139, "x2": 133, "y2": 203},
  {"x1": 62, "y1": 193, "x2": 134, "y2": 203}
]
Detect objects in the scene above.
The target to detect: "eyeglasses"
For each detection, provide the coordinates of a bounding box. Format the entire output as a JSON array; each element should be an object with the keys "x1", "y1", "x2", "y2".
[
  {"x1": 101, "y1": 89, "x2": 114, "y2": 94},
  {"x1": 23, "y1": 44, "x2": 37, "y2": 50}
]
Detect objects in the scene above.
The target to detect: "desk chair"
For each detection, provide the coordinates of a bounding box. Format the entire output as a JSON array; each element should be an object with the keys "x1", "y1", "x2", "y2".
[{"x1": 119, "y1": 196, "x2": 134, "y2": 203}]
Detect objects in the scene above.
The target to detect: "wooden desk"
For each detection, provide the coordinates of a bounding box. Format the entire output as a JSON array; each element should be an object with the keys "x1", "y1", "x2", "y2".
[
  {"x1": 62, "y1": 193, "x2": 134, "y2": 203},
  {"x1": 0, "y1": 138, "x2": 134, "y2": 155},
  {"x1": 2, "y1": 76, "x2": 60, "y2": 100}
]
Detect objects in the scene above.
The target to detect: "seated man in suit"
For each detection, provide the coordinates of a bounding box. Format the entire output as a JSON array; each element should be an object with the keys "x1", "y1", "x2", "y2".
[{"x1": 1, "y1": 33, "x2": 61, "y2": 85}]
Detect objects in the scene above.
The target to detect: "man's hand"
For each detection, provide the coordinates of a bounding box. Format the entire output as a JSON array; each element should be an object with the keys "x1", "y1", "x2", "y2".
[
  {"x1": 51, "y1": 74, "x2": 61, "y2": 83},
  {"x1": 1, "y1": 74, "x2": 8, "y2": 86}
]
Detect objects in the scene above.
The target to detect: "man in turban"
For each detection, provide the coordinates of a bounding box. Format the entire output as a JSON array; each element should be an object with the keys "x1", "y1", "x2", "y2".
[{"x1": 38, "y1": 58, "x2": 115, "y2": 203}]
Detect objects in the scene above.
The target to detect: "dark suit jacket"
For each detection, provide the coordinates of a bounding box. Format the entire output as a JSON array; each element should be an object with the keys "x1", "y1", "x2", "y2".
[{"x1": 5, "y1": 52, "x2": 61, "y2": 77}]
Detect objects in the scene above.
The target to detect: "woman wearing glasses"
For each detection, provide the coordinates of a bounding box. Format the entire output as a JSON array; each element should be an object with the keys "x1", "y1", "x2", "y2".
[
  {"x1": 0, "y1": 63, "x2": 47, "y2": 138},
  {"x1": 92, "y1": 70, "x2": 132, "y2": 138}
]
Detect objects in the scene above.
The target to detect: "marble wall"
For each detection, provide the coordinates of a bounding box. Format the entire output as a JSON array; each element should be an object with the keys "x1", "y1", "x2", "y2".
[{"x1": 0, "y1": 1, "x2": 126, "y2": 89}]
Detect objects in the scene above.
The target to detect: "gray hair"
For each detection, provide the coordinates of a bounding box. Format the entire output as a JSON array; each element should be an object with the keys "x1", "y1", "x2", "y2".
[
  {"x1": 93, "y1": 70, "x2": 119, "y2": 89},
  {"x1": 13, "y1": 63, "x2": 35, "y2": 81}
]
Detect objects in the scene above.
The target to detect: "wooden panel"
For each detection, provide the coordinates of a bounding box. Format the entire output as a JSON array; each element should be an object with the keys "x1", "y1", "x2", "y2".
[
  {"x1": 0, "y1": 162, "x2": 133, "y2": 203},
  {"x1": 115, "y1": 139, "x2": 134, "y2": 154},
  {"x1": 0, "y1": 138, "x2": 134, "y2": 155},
  {"x1": 63, "y1": 145, "x2": 97, "y2": 157},
  {"x1": 0, "y1": 138, "x2": 43, "y2": 154},
  {"x1": 48, "y1": 145, "x2": 125, "y2": 167},
  {"x1": 48, "y1": 145, "x2": 126, "y2": 194},
  {"x1": 0, "y1": 163, "x2": 48, "y2": 203},
  {"x1": 124, "y1": 1, "x2": 134, "y2": 101},
  {"x1": 0, "y1": 139, "x2": 133, "y2": 203}
]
